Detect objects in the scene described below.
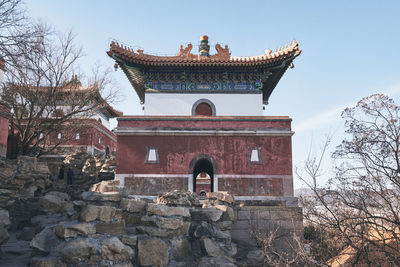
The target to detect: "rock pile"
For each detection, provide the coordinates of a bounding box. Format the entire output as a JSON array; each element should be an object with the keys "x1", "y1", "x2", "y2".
[
  {"x1": 47, "y1": 152, "x2": 117, "y2": 198},
  {"x1": 26, "y1": 190, "x2": 239, "y2": 266},
  {"x1": 0, "y1": 154, "x2": 297, "y2": 266},
  {"x1": 0, "y1": 156, "x2": 52, "y2": 209}
]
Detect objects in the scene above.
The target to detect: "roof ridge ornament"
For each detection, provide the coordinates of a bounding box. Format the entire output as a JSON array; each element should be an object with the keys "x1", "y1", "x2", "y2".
[
  {"x1": 178, "y1": 43, "x2": 193, "y2": 57},
  {"x1": 108, "y1": 38, "x2": 301, "y2": 65},
  {"x1": 214, "y1": 44, "x2": 230, "y2": 60},
  {"x1": 199, "y1": 35, "x2": 210, "y2": 57}
]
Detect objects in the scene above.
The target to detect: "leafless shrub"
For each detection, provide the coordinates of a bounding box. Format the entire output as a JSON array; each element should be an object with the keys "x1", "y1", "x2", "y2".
[
  {"x1": 298, "y1": 94, "x2": 400, "y2": 266},
  {"x1": 250, "y1": 222, "x2": 323, "y2": 266}
]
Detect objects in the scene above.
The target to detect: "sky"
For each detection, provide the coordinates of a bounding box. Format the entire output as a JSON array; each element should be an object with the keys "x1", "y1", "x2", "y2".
[{"x1": 25, "y1": 0, "x2": 400, "y2": 189}]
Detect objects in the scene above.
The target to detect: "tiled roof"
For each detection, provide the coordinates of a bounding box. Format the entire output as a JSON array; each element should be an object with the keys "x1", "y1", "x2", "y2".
[
  {"x1": 107, "y1": 37, "x2": 301, "y2": 104},
  {"x1": 107, "y1": 40, "x2": 301, "y2": 67},
  {"x1": 28, "y1": 76, "x2": 123, "y2": 118}
]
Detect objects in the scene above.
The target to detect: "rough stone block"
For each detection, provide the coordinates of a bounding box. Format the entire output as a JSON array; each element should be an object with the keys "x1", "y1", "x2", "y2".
[
  {"x1": 147, "y1": 203, "x2": 190, "y2": 217},
  {"x1": 158, "y1": 217, "x2": 184, "y2": 230},
  {"x1": 192, "y1": 221, "x2": 214, "y2": 238},
  {"x1": 101, "y1": 237, "x2": 134, "y2": 261},
  {"x1": 171, "y1": 238, "x2": 190, "y2": 261},
  {"x1": 179, "y1": 221, "x2": 191, "y2": 236},
  {"x1": 136, "y1": 226, "x2": 174, "y2": 238},
  {"x1": 120, "y1": 198, "x2": 146, "y2": 213},
  {"x1": 237, "y1": 210, "x2": 251, "y2": 220},
  {"x1": 96, "y1": 221, "x2": 126, "y2": 236},
  {"x1": 216, "y1": 230, "x2": 231, "y2": 242},
  {"x1": 206, "y1": 191, "x2": 235, "y2": 204},
  {"x1": 120, "y1": 235, "x2": 138, "y2": 246},
  {"x1": 39, "y1": 194, "x2": 62, "y2": 213},
  {"x1": 79, "y1": 205, "x2": 116, "y2": 223},
  {"x1": 54, "y1": 222, "x2": 96, "y2": 239},
  {"x1": 122, "y1": 212, "x2": 141, "y2": 225},
  {"x1": 138, "y1": 238, "x2": 169, "y2": 266},
  {"x1": 30, "y1": 227, "x2": 60, "y2": 254},
  {"x1": 81, "y1": 191, "x2": 121, "y2": 202},
  {"x1": 217, "y1": 221, "x2": 233, "y2": 231},
  {"x1": 157, "y1": 190, "x2": 200, "y2": 206},
  {"x1": 191, "y1": 208, "x2": 223, "y2": 222},
  {"x1": 213, "y1": 204, "x2": 235, "y2": 221},
  {"x1": 59, "y1": 238, "x2": 96, "y2": 264},
  {"x1": 201, "y1": 237, "x2": 227, "y2": 258},
  {"x1": 139, "y1": 215, "x2": 158, "y2": 227}
]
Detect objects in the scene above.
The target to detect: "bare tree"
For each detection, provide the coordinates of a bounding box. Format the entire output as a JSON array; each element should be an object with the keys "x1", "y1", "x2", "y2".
[
  {"x1": 0, "y1": 0, "x2": 46, "y2": 58},
  {"x1": 250, "y1": 223, "x2": 322, "y2": 266},
  {"x1": 1, "y1": 28, "x2": 119, "y2": 156},
  {"x1": 298, "y1": 94, "x2": 400, "y2": 266}
]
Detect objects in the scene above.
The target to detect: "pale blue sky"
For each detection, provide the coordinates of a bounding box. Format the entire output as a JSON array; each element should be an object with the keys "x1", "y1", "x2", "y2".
[{"x1": 25, "y1": 0, "x2": 400, "y2": 188}]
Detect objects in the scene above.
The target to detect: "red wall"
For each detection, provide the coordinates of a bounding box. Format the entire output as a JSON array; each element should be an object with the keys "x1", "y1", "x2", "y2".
[
  {"x1": 116, "y1": 116, "x2": 293, "y2": 196},
  {"x1": 0, "y1": 104, "x2": 10, "y2": 157},
  {"x1": 118, "y1": 116, "x2": 291, "y2": 129},
  {"x1": 117, "y1": 135, "x2": 292, "y2": 175},
  {"x1": 0, "y1": 116, "x2": 9, "y2": 156},
  {"x1": 46, "y1": 119, "x2": 117, "y2": 154}
]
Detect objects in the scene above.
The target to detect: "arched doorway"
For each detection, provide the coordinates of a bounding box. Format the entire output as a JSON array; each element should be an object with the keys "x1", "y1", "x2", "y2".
[
  {"x1": 192, "y1": 158, "x2": 214, "y2": 194},
  {"x1": 194, "y1": 102, "x2": 212, "y2": 116},
  {"x1": 191, "y1": 99, "x2": 216, "y2": 116}
]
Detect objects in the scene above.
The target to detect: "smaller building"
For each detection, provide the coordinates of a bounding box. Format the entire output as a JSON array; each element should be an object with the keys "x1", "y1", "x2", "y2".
[
  {"x1": 0, "y1": 58, "x2": 11, "y2": 157},
  {"x1": 0, "y1": 103, "x2": 11, "y2": 157},
  {"x1": 6, "y1": 75, "x2": 122, "y2": 158},
  {"x1": 39, "y1": 76, "x2": 122, "y2": 157}
]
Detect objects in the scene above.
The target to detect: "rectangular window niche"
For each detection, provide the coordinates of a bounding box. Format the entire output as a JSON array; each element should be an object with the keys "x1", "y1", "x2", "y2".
[
  {"x1": 145, "y1": 146, "x2": 159, "y2": 164},
  {"x1": 248, "y1": 147, "x2": 262, "y2": 164}
]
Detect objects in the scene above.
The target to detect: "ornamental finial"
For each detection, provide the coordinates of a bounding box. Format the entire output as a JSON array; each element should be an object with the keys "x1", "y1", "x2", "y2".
[{"x1": 199, "y1": 35, "x2": 210, "y2": 57}]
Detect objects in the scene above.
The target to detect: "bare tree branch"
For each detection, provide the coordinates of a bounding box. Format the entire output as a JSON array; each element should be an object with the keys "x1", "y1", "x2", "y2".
[{"x1": 298, "y1": 94, "x2": 400, "y2": 266}]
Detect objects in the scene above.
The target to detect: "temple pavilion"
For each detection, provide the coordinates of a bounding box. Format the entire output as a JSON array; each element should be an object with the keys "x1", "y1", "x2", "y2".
[{"x1": 107, "y1": 35, "x2": 301, "y2": 198}]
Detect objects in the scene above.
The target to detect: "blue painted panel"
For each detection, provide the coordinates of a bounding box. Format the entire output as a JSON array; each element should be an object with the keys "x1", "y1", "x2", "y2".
[{"x1": 145, "y1": 80, "x2": 260, "y2": 91}]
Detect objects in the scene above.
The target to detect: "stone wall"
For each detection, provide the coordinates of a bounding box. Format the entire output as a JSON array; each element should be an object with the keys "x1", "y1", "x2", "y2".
[
  {"x1": 0, "y1": 155, "x2": 303, "y2": 266},
  {"x1": 231, "y1": 198, "x2": 303, "y2": 261},
  {"x1": 28, "y1": 190, "x2": 239, "y2": 267},
  {"x1": 0, "y1": 156, "x2": 52, "y2": 210}
]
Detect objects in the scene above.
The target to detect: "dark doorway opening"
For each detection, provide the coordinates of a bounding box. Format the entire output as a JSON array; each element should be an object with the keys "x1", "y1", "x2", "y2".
[{"x1": 193, "y1": 158, "x2": 214, "y2": 193}]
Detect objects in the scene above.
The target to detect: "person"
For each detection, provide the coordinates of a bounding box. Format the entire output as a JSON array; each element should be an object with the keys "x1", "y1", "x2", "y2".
[
  {"x1": 67, "y1": 168, "x2": 74, "y2": 185},
  {"x1": 58, "y1": 165, "x2": 65, "y2": 180}
]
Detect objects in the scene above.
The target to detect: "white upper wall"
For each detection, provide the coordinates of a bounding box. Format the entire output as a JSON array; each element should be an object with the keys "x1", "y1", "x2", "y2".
[
  {"x1": 144, "y1": 93, "x2": 263, "y2": 116},
  {"x1": 92, "y1": 111, "x2": 111, "y2": 129}
]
